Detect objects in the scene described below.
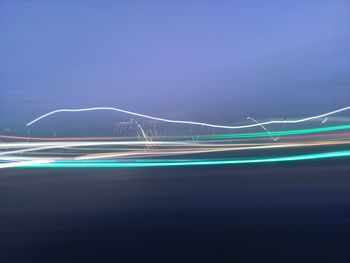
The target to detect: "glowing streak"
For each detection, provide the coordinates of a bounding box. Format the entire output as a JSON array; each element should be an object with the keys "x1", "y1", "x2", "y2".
[
  {"x1": 202, "y1": 124, "x2": 350, "y2": 139},
  {"x1": 0, "y1": 159, "x2": 53, "y2": 169},
  {"x1": 246, "y1": 117, "x2": 279, "y2": 141},
  {"x1": 26, "y1": 105, "x2": 350, "y2": 129},
  {"x1": 0, "y1": 135, "x2": 136, "y2": 141},
  {"x1": 75, "y1": 143, "x2": 300, "y2": 160},
  {"x1": 0, "y1": 141, "x2": 193, "y2": 156},
  {"x1": 2, "y1": 124, "x2": 350, "y2": 142},
  {"x1": 11, "y1": 150, "x2": 350, "y2": 168},
  {"x1": 131, "y1": 119, "x2": 152, "y2": 148},
  {"x1": 0, "y1": 141, "x2": 192, "y2": 148},
  {"x1": 0, "y1": 156, "x2": 40, "y2": 161},
  {"x1": 1, "y1": 139, "x2": 349, "y2": 161}
]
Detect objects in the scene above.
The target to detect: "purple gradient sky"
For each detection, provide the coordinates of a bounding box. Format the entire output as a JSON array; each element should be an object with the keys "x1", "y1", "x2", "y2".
[{"x1": 1, "y1": 1, "x2": 350, "y2": 129}]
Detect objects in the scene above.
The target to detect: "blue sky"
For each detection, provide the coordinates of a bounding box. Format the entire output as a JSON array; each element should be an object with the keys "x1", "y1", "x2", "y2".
[{"x1": 1, "y1": 1, "x2": 350, "y2": 129}]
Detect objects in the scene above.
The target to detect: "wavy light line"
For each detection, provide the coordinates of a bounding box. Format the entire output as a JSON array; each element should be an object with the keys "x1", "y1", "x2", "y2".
[{"x1": 26, "y1": 105, "x2": 350, "y2": 129}]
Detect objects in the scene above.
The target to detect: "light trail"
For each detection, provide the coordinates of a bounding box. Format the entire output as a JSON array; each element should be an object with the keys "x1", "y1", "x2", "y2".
[
  {"x1": 0, "y1": 141, "x2": 194, "y2": 156},
  {"x1": 246, "y1": 116, "x2": 279, "y2": 141},
  {"x1": 1, "y1": 106, "x2": 349, "y2": 169},
  {"x1": 11, "y1": 150, "x2": 350, "y2": 168},
  {"x1": 26, "y1": 105, "x2": 350, "y2": 129},
  {"x1": 0, "y1": 134, "x2": 135, "y2": 141},
  {"x1": 0, "y1": 159, "x2": 53, "y2": 169},
  {"x1": 2, "y1": 124, "x2": 350, "y2": 142},
  {"x1": 75, "y1": 143, "x2": 302, "y2": 160},
  {"x1": 201, "y1": 124, "x2": 350, "y2": 139},
  {"x1": 1, "y1": 138, "x2": 350, "y2": 163}
]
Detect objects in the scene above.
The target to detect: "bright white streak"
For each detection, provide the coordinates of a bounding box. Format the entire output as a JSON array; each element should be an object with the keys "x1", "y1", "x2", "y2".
[
  {"x1": 0, "y1": 141, "x2": 195, "y2": 156},
  {"x1": 0, "y1": 141, "x2": 193, "y2": 149},
  {"x1": 1, "y1": 140, "x2": 349, "y2": 165},
  {"x1": 26, "y1": 106, "x2": 350, "y2": 129},
  {"x1": 246, "y1": 117, "x2": 279, "y2": 142},
  {"x1": 0, "y1": 159, "x2": 53, "y2": 169}
]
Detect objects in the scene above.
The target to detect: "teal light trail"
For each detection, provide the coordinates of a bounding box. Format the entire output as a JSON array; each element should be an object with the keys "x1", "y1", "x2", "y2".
[
  {"x1": 15, "y1": 150, "x2": 350, "y2": 168},
  {"x1": 199, "y1": 124, "x2": 350, "y2": 140}
]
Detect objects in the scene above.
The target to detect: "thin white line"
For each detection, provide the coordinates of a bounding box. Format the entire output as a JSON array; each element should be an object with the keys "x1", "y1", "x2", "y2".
[
  {"x1": 26, "y1": 106, "x2": 350, "y2": 129},
  {"x1": 246, "y1": 117, "x2": 280, "y2": 141}
]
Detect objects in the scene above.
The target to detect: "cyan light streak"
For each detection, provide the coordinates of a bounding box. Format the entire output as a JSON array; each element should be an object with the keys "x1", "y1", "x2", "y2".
[
  {"x1": 2, "y1": 107, "x2": 350, "y2": 169},
  {"x1": 2, "y1": 124, "x2": 350, "y2": 141},
  {"x1": 13, "y1": 150, "x2": 350, "y2": 168},
  {"x1": 200, "y1": 124, "x2": 350, "y2": 139}
]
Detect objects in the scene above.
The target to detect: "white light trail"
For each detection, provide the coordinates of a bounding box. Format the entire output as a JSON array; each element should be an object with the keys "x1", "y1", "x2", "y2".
[
  {"x1": 1, "y1": 140, "x2": 350, "y2": 168},
  {"x1": 26, "y1": 106, "x2": 350, "y2": 129},
  {"x1": 0, "y1": 141, "x2": 195, "y2": 156},
  {"x1": 0, "y1": 159, "x2": 53, "y2": 169},
  {"x1": 246, "y1": 117, "x2": 279, "y2": 141}
]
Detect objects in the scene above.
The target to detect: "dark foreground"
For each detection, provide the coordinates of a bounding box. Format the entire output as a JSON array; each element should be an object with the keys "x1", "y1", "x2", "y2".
[{"x1": 1, "y1": 160, "x2": 350, "y2": 263}]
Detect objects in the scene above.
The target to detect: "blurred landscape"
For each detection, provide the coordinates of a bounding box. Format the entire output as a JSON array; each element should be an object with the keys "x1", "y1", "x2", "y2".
[{"x1": 1, "y1": 1, "x2": 350, "y2": 262}]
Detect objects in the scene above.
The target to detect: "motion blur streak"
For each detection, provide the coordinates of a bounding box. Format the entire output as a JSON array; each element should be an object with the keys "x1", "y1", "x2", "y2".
[
  {"x1": 0, "y1": 160, "x2": 53, "y2": 169},
  {"x1": 1, "y1": 132, "x2": 350, "y2": 168},
  {"x1": 26, "y1": 105, "x2": 350, "y2": 129},
  {"x1": 3, "y1": 124, "x2": 350, "y2": 141},
  {"x1": 0, "y1": 106, "x2": 348, "y2": 169},
  {"x1": 11, "y1": 150, "x2": 350, "y2": 168}
]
